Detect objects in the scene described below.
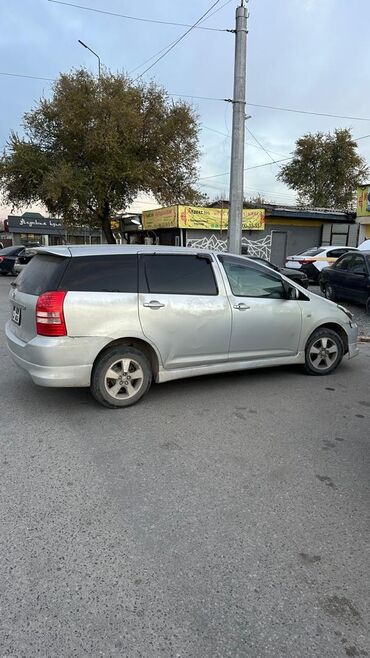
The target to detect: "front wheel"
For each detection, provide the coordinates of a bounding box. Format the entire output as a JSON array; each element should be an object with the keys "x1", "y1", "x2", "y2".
[
  {"x1": 304, "y1": 328, "x2": 343, "y2": 376},
  {"x1": 91, "y1": 346, "x2": 152, "y2": 408},
  {"x1": 323, "y1": 283, "x2": 337, "y2": 301}
]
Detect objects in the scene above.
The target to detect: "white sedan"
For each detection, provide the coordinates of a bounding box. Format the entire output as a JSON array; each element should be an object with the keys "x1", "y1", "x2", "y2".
[
  {"x1": 359, "y1": 239, "x2": 370, "y2": 251},
  {"x1": 285, "y1": 246, "x2": 358, "y2": 282}
]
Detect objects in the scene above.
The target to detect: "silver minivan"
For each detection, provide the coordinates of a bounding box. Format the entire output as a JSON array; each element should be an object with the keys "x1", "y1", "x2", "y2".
[{"x1": 6, "y1": 245, "x2": 359, "y2": 408}]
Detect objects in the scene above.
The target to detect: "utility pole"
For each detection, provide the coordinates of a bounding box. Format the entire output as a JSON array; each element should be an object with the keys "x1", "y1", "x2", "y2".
[{"x1": 227, "y1": 1, "x2": 248, "y2": 254}]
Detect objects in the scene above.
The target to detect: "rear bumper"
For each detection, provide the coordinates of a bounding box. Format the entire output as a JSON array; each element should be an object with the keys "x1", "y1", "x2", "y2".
[
  {"x1": 301, "y1": 263, "x2": 320, "y2": 281},
  {"x1": 6, "y1": 321, "x2": 108, "y2": 387}
]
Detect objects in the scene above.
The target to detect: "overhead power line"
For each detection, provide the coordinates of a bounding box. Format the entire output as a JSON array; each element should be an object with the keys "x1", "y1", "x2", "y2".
[
  {"x1": 247, "y1": 102, "x2": 370, "y2": 122},
  {"x1": 0, "y1": 71, "x2": 54, "y2": 82},
  {"x1": 198, "y1": 157, "x2": 293, "y2": 181},
  {"x1": 134, "y1": 0, "x2": 224, "y2": 80},
  {"x1": 246, "y1": 126, "x2": 282, "y2": 167},
  {"x1": 48, "y1": 0, "x2": 227, "y2": 32},
  {"x1": 2, "y1": 68, "x2": 370, "y2": 124},
  {"x1": 202, "y1": 125, "x2": 291, "y2": 158}
]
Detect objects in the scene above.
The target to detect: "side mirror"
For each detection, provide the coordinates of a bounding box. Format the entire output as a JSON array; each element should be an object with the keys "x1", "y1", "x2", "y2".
[{"x1": 282, "y1": 280, "x2": 299, "y2": 300}]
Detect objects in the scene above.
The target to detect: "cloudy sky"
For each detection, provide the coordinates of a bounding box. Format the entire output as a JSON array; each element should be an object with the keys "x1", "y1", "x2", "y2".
[{"x1": 1, "y1": 0, "x2": 370, "y2": 215}]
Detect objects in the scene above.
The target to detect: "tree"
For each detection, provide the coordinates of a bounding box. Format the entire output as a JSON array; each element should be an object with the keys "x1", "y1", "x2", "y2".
[
  {"x1": 277, "y1": 128, "x2": 369, "y2": 209},
  {"x1": 0, "y1": 69, "x2": 204, "y2": 243},
  {"x1": 244, "y1": 195, "x2": 268, "y2": 206}
]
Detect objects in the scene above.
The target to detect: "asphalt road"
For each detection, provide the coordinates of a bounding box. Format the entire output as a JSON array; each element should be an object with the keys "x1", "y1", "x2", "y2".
[{"x1": 0, "y1": 276, "x2": 369, "y2": 658}]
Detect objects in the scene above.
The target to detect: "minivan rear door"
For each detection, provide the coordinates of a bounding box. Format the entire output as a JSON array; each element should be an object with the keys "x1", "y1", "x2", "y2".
[
  {"x1": 9, "y1": 252, "x2": 69, "y2": 343},
  {"x1": 138, "y1": 253, "x2": 231, "y2": 369}
]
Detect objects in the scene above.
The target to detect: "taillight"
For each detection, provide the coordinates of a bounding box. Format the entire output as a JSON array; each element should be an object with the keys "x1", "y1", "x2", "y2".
[
  {"x1": 36, "y1": 291, "x2": 67, "y2": 336},
  {"x1": 297, "y1": 259, "x2": 312, "y2": 264},
  {"x1": 0, "y1": 257, "x2": 3, "y2": 263}
]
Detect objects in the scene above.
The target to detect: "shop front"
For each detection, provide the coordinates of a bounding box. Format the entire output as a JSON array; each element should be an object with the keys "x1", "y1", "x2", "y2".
[
  {"x1": 140, "y1": 204, "x2": 357, "y2": 266},
  {"x1": 5, "y1": 212, "x2": 102, "y2": 246}
]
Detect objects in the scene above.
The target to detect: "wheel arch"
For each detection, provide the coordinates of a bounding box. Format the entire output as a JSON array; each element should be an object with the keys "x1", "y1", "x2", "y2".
[
  {"x1": 92, "y1": 337, "x2": 161, "y2": 380},
  {"x1": 307, "y1": 323, "x2": 349, "y2": 355}
]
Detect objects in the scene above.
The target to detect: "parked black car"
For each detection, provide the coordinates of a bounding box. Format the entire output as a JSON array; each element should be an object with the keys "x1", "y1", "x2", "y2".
[
  {"x1": 319, "y1": 251, "x2": 370, "y2": 313},
  {"x1": 246, "y1": 256, "x2": 309, "y2": 288},
  {"x1": 0, "y1": 246, "x2": 27, "y2": 276},
  {"x1": 14, "y1": 249, "x2": 36, "y2": 275}
]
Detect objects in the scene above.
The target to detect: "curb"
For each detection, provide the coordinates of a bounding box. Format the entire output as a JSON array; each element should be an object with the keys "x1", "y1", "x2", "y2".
[{"x1": 359, "y1": 336, "x2": 370, "y2": 343}]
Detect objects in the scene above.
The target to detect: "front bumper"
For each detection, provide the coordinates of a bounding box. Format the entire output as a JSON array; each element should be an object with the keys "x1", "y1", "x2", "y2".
[{"x1": 346, "y1": 320, "x2": 359, "y2": 359}]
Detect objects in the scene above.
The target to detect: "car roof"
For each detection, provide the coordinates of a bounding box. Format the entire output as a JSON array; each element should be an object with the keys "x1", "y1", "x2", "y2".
[
  {"x1": 34, "y1": 244, "x2": 206, "y2": 258},
  {"x1": 34, "y1": 244, "x2": 273, "y2": 259},
  {"x1": 326, "y1": 245, "x2": 358, "y2": 250}
]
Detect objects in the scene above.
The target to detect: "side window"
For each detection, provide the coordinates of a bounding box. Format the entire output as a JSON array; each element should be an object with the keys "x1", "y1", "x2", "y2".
[
  {"x1": 141, "y1": 255, "x2": 218, "y2": 295},
  {"x1": 333, "y1": 254, "x2": 354, "y2": 271},
  {"x1": 59, "y1": 255, "x2": 138, "y2": 292},
  {"x1": 220, "y1": 256, "x2": 285, "y2": 299},
  {"x1": 329, "y1": 249, "x2": 349, "y2": 258},
  {"x1": 349, "y1": 255, "x2": 367, "y2": 275}
]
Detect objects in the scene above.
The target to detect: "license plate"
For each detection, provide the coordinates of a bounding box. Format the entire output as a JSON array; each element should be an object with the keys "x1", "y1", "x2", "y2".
[{"x1": 12, "y1": 305, "x2": 21, "y2": 325}]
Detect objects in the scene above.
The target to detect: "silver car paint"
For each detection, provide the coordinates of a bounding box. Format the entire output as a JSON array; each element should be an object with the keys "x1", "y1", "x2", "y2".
[{"x1": 6, "y1": 245, "x2": 359, "y2": 388}]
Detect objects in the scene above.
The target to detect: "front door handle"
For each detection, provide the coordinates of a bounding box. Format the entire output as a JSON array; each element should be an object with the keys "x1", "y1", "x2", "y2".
[
  {"x1": 233, "y1": 302, "x2": 250, "y2": 311},
  {"x1": 143, "y1": 300, "x2": 165, "y2": 309}
]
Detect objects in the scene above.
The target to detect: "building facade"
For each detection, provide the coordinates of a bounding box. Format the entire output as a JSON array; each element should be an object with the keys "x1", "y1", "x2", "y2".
[
  {"x1": 139, "y1": 203, "x2": 358, "y2": 266},
  {"x1": 4, "y1": 212, "x2": 102, "y2": 246}
]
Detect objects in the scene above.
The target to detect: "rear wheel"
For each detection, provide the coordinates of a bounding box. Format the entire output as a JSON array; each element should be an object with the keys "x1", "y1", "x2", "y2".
[
  {"x1": 324, "y1": 283, "x2": 336, "y2": 301},
  {"x1": 91, "y1": 346, "x2": 152, "y2": 408},
  {"x1": 304, "y1": 328, "x2": 343, "y2": 376}
]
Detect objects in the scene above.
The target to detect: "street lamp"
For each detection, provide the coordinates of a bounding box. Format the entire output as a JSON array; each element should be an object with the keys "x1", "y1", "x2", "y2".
[{"x1": 78, "y1": 39, "x2": 101, "y2": 78}]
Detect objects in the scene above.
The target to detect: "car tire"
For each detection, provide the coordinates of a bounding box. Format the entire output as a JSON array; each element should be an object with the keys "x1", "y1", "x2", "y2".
[
  {"x1": 304, "y1": 328, "x2": 343, "y2": 376},
  {"x1": 0, "y1": 271, "x2": 8, "y2": 276},
  {"x1": 366, "y1": 296, "x2": 370, "y2": 315},
  {"x1": 91, "y1": 346, "x2": 152, "y2": 408},
  {"x1": 324, "y1": 283, "x2": 336, "y2": 301}
]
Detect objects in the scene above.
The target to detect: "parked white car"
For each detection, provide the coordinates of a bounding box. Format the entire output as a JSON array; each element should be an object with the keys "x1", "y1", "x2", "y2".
[
  {"x1": 285, "y1": 246, "x2": 358, "y2": 282},
  {"x1": 359, "y1": 239, "x2": 370, "y2": 251}
]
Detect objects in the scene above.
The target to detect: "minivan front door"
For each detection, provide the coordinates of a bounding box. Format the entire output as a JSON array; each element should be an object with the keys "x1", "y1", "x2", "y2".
[
  {"x1": 138, "y1": 254, "x2": 232, "y2": 369},
  {"x1": 219, "y1": 256, "x2": 302, "y2": 361}
]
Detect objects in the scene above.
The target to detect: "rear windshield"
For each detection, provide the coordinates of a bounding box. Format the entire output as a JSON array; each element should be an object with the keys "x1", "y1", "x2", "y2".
[
  {"x1": 0, "y1": 246, "x2": 21, "y2": 256},
  {"x1": 298, "y1": 247, "x2": 325, "y2": 257},
  {"x1": 16, "y1": 254, "x2": 68, "y2": 295}
]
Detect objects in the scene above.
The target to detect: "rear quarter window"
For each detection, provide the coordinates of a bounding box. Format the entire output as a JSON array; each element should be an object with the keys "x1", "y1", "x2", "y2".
[
  {"x1": 59, "y1": 255, "x2": 138, "y2": 292},
  {"x1": 16, "y1": 254, "x2": 68, "y2": 295}
]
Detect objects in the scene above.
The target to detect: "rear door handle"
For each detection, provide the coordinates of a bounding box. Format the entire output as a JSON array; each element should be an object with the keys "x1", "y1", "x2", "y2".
[
  {"x1": 143, "y1": 300, "x2": 165, "y2": 309},
  {"x1": 233, "y1": 303, "x2": 250, "y2": 311}
]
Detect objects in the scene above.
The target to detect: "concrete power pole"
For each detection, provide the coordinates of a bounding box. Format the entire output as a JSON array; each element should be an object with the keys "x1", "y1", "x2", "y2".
[{"x1": 227, "y1": 1, "x2": 248, "y2": 254}]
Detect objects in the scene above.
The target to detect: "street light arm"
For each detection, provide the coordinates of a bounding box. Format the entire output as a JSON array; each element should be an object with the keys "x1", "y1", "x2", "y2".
[{"x1": 78, "y1": 39, "x2": 101, "y2": 77}]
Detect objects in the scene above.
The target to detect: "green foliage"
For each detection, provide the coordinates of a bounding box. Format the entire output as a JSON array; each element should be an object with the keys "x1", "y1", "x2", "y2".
[
  {"x1": 277, "y1": 129, "x2": 369, "y2": 209},
  {"x1": 0, "y1": 69, "x2": 204, "y2": 242}
]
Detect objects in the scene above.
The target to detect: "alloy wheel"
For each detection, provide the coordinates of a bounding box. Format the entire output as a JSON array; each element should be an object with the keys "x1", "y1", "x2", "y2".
[
  {"x1": 104, "y1": 358, "x2": 144, "y2": 400},
  {"x1": 308, "y1": 337, "x2": 339, "y2": 371}
]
